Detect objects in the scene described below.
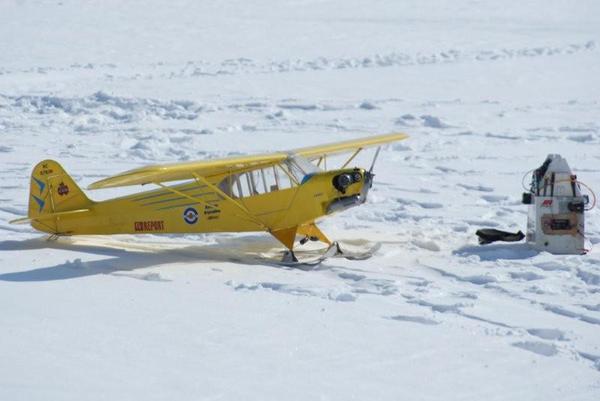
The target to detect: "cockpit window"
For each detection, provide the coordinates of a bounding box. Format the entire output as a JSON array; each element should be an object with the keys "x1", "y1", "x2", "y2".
[{"x1": 218, "y1": 164, "x2": 299, "y2": 198}]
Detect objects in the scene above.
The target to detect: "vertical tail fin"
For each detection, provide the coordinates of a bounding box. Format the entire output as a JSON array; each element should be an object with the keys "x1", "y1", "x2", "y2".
[{"x1": 28, "y1": 160, "x2": 92, "y2": 221}]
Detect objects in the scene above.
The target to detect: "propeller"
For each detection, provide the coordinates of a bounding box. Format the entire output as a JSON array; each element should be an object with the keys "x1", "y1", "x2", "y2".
[
  {"x1": 364, "y1": 146, "x2": 381, "y2": 189},
  {"x1": 368, "y1": 146, "x2": 381, "y2": 174},
  {"x1": 357, "y1": 146, "x2": 381, "y2": 202}
]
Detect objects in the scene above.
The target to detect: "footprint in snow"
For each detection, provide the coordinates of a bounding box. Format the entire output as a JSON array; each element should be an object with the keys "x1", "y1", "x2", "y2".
[
  {"x1": 358, "y1": 101, "x2": 378, "y2": 110},
  {"x1": 559, "y1": 125, "x2": 597, "y2": 133},
  {"x1": 420, "y1": 115, "x2": 450, "y2": 129},
  {"x1": 578, "y1": 352, "x2": 600, "y2": 371},
  {"x1": 452, "y1": 225, "x2": 469, "y2": 233},
  {"x1": 481, "y1": 194, "x2": 509, "y2": 203},
  {"x1": 527, "y1": 328, "x2": 568, "y2": 341},
  {"x1": 485, "y1": 132, "x2": 519, "y2": 140},
  {"x1": 415, "y1": 201, "x2": 443, "y2": 209},
  {"x1": 227, "y1": 281, "x2": 316, "y2": 297},
  {"x1": 512, "y1": 341, "x2": 558, "y2": 357},
  {"x1": 533, "y1": 261, "x2": 570, "y2": 272},
  {"x1": 337, "y1": 272, "x2": 366, "y2": 282},
  {"x1": 408, "y1": 299, "x2": 465, "y2": 314},
  {"x1": 579, "y1": 303, "x2": 600, "y2": 312},
  {"x1": 412, "y1": 239, "x2": 441, "y2": 252},
  {"x1": 457, "y1": 183, "x2": 494, "y2": 192},
  {"x1": 576, "y1": 269, "x2": 600, "y2": 286},
  {"x1": 226, "y1": 280, "x2": 357, "y2": 302},
  {"x1": 393, "y1": 114, "x2": 416, "y2": 126},
  {"x1": 453, "y1": 291, "x2": 478, "y2": 300},
  {"x1": 427, "y1": 266, "x2": 497, "y2": 285},
  {"x1": 406, "y1": 279, "x2": 430, "y2": 288},
  {"x1": 387, "y1": 315, "x2": 440, "y2": 325},
  {"x1": 111, "y1": 272, "x2": 170, "y2": 282},
  {"x1": 329, "y1": 292, "x2": 356, "y2": 302},
  {"x1": 395, "y1": 197, "x2": 441, "y2": 209},
  {"x1": 542, "y1": 304, "x2": 600, "y2": 326},
  {"x1": 509, "y1": 271, "x2": 545, "y2": 281},
  {"x1": 350, "y1": 278, "x2": 398, "y2": 296},
  {"x1": 568, "y1": 134, "x2": 595, "y2": 143}
]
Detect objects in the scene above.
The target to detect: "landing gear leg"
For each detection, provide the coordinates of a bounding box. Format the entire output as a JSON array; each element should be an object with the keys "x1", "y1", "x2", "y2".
[
  {"x1": 282, "y1": 249, "x2": 299, "y2": 263},
  {"x1": 270, "y1": 227, "x2": 300, "y2": 263}
]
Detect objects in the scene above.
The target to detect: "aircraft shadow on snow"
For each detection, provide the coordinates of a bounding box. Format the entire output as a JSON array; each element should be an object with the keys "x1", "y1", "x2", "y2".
[{"x1": 0, "y1": 235, "x2": 308, "y2": 282}]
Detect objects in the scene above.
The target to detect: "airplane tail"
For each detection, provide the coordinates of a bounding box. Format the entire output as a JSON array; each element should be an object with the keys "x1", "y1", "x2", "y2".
[{"x1": 28, "y1": 160, "x2": 92, "y2": 220}]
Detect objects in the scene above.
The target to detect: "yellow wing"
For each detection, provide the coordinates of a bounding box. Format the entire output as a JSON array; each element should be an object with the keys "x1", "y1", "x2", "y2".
[
  {"x1": 88, "y1": 132, "x2": 408, "y2": 190},
  {"x1": 293, "y1": 132, "x2": 408, "y2": 160},
  {"x1": 88, "y1": 153, "x2": 287, "y2": 189}
]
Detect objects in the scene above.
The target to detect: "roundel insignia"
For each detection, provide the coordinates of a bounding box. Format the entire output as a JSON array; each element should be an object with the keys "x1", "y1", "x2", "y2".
[{"x1": 183, "y1": 207, "x2": 199, "y2": 225}]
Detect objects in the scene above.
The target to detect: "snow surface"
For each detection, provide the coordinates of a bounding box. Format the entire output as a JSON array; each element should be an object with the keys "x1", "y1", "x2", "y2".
[{"x1": 1, "y1": 0, "x2": 600, "y2": 400}]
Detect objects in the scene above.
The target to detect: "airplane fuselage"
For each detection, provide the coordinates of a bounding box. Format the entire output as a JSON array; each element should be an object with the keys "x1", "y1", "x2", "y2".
[{"x1": 31, "y1": 167, "x2": 370, "y2": 237}]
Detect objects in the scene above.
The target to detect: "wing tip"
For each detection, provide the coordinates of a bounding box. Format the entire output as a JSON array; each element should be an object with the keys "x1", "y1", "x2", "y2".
[{"x1": 387, "y1": 131, "x2": 409, "y2": 139}]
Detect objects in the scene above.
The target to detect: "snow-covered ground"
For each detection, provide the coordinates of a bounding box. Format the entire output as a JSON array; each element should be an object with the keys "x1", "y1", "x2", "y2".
[{"x1": 1, "y1": 1, "x2": 600, "y2": 399}]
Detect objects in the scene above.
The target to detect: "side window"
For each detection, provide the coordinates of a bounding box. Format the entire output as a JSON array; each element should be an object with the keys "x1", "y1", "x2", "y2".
[
  {"x1": 262, "y1": 166, "x2": 283, "y2": 192},
  {"x1": 242, "y1": 173, "x2": 254, "y2": 197},
  {"x1": 276, "y1": 164, "x2": 296, "y2": 189},
  {"x1": 219, "y1": 175, "x2": 234, "y2": 197},
  {"x1": 219, "y1": 166, "x2": 299, "y2": 199},
  {"x1": 228, "y1": 174, "x2": 247, "y2": 198},
  {"x1": 249, "y1": 170, "x2": 263, "y2": 195}
]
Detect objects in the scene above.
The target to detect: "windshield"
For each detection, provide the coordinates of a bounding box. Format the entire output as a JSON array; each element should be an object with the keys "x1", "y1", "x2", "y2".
[{"x1": 284, "y1": 154, "x2": 321, "y2": 182}]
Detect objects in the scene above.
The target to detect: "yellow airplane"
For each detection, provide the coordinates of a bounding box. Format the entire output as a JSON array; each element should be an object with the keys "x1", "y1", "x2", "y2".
[{"x1": 11, "y1": 132, "x2": 408, "y2": 262}]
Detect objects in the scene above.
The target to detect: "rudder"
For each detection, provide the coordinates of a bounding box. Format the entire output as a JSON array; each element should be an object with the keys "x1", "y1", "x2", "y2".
[{"x1": 28, "y1": 160, "x2": 92, "y2": 221}]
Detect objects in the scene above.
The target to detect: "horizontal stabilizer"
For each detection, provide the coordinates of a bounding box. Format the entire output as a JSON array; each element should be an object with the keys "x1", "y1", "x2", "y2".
[{"x1": 10, "y1": 208, "x2": 91, "y2": 225}]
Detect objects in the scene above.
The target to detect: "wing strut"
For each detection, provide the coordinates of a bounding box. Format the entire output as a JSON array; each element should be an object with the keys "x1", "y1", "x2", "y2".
[{"x1": 341, "y1": 148, "x2": 362, "y2": 169}]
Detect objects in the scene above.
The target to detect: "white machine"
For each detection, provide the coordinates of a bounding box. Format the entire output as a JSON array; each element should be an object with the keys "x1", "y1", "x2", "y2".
[{"x1": 522, "y1": 154, "x2": 590, "y2": 254}]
